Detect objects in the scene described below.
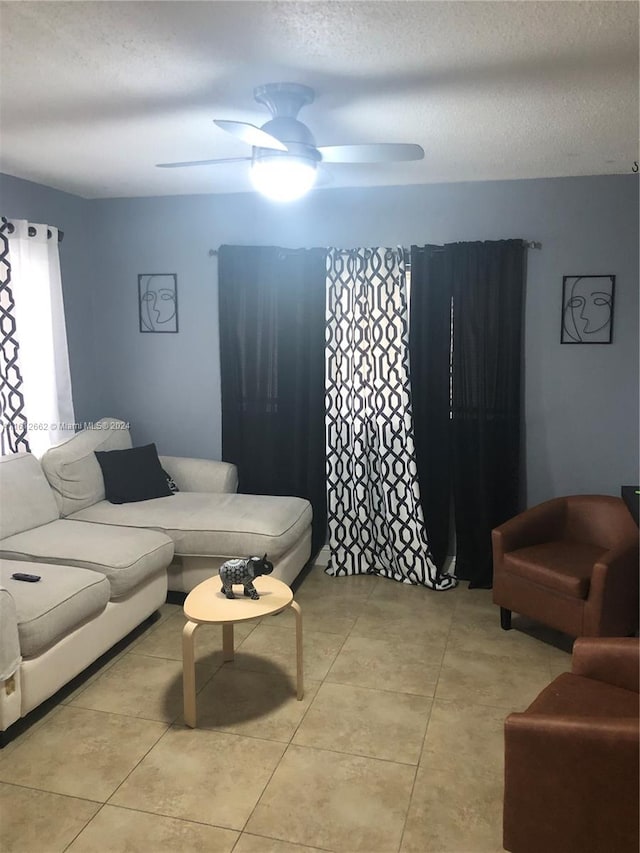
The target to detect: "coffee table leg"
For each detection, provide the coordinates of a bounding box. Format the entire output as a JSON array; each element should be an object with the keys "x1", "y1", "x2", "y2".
[
  {"x1": 290, "y1": 600, "x2": 303, "y2": 700},
  {"x1": 222, "y1": 623, "x2": 234, "y2": 662},
  {"x1": 182, "y1": 620, "x2": 199, "y2": 728}
]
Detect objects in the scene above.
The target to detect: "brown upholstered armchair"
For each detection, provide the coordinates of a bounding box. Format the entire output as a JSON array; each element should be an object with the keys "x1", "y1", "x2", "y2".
[
  {"x1": 492, "y1": 495, "x2": 639, "y2": 637},
  {"x1": 503, "y1": 637, "x2": 640, "y2": 853}
]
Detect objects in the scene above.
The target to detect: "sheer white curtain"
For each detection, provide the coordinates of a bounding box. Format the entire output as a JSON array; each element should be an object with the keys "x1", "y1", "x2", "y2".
[{"x1": 7, "y1": 220, "x2": 75, "y2": 456}]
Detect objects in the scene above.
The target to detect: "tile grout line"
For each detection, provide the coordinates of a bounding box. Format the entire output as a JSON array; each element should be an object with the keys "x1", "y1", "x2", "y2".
[
  {"x1": 100, "y1": 719, "x2": 172, "y2": 810},
  {"x1": 0, "y1": 778, "x2": 103, "y2": 805},
  {"x1": 62, "y1": 801, "x2": 107, "y2": 852},
  {"x1": 60, "y1": 610, "x2": 177, "y2": 704},
  {"x1": 234, "y1": 570, "x2": 430, "y2": 851},
  {"x1": 66, "y1": 797, "x2": 244, "y2": 838},
  {"x1": 397, "y1": 581, "x2": 459, "y2": 853},
  {"x1": 234, "y1": 571, "x2": 365, "y2": 843},
  {"x1": 0, "y1": 703, "x2": 67, "y2": 761},
  {"x1": 5, "y1": 614, "x2": 164, "y2": 740},
  {"x1": 231, "y1": 823, "x2": 335, "y2": 853}
]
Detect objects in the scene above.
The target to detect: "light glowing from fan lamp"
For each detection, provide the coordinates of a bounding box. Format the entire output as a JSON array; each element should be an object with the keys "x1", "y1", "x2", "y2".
[{"x1": 251, "y1": 157, "x2": 317, "y2": 202}]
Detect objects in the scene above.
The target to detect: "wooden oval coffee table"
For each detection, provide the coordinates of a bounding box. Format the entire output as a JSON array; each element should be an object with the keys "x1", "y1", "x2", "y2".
[{"x1": 182, "y1": 575, "x2": 303, "y2": 728}]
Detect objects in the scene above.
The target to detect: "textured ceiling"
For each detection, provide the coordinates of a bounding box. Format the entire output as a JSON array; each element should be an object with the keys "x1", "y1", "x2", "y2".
[{"x1": 0, "y1": 1, "x2": 638, "y2": 199}]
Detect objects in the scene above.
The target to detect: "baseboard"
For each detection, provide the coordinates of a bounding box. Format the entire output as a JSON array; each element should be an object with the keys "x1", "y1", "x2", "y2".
[{"x1": 312, "y1": 545, "x2": 331, "y2": 567}]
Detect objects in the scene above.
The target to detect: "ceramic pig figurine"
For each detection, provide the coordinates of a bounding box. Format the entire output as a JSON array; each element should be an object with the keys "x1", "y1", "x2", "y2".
[{"x1": 219, "y1": 554, "x2": 274, "y2": 600}]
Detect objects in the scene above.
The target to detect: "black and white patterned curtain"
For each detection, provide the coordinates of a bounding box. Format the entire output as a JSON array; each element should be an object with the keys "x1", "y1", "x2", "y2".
[
  {"x1": 0, "y1": 218, "x2": 74, "y2": 457},
  {"x1": 325, "y1": 247, "x2": 456, "y2": 590},
  {"x1": 0, "y1": 218, "x2": 29, "y2": 454}
]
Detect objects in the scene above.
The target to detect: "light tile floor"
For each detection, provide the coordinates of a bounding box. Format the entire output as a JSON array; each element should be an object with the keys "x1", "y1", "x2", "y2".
[{"x1": 0, "y1": 566, "x2": 573, "y2": 853}]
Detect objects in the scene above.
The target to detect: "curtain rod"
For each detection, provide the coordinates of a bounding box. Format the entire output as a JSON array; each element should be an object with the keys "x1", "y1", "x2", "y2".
[
  {"x1": 1, "y1": 217, "x2": 64, "y2": 243},
  {"x1": 411, "y1": 241, "x2": 542, "y2": 252},
  {"x1": 208, "y1": 240, "x2": 541, "y2": 256}
]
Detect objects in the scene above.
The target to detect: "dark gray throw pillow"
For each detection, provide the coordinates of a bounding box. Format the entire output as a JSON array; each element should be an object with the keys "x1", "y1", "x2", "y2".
[{"x1": 95, "y1": 443, "x2": 174, "y2": 504}]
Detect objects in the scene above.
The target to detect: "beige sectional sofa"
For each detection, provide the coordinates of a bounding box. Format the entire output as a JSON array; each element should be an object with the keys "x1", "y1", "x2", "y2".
[{"x1": 0, "y1": 418, "x2": 312, "y2": 741}]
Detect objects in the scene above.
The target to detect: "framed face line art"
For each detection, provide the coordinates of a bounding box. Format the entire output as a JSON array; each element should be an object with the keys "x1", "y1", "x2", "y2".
[
  {"x1": 138, "y1": 274, "x2": 179, "y2": 333},
  {"x1": 561, "y1": 275, "x2": 615, "y2": 344}
]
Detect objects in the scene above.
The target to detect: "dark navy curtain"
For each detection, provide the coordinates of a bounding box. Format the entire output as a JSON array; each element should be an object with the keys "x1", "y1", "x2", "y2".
[
  {"x1": 218, "y1": 245, "x2": 327, "y2": 557},
  {"x1": 410, "y1": 240, "x2": 526, "y2": 588},
  {"x1": 409, "y1": 245, "x2": 452, "y2": 572}
]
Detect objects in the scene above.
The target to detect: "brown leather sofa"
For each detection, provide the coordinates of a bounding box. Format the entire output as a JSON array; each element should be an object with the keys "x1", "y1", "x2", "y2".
[
  {"x1": 492, "y1": 495, "x2": 639, "y2": 637},
  {"x1": 503, "y1": 637, "x2": 639, "y2": 853}
]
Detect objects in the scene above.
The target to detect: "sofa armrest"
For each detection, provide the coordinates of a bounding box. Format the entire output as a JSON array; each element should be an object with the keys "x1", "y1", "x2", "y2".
[
  {"x1": 159, "y1": 456, "x2": 238, "y2": 494},
  {"x1": 0, "y1": 586, "x2": 21, "y2": 681},
  {"x1": 572, "y1": 637, "x2": 639, "y2": 693}
]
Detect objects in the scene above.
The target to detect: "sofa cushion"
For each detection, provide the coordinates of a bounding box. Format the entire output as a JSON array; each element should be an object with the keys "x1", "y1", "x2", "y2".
[
  {"x1": 40, "y1": 418, "x2": 132, "y2": 516},
  {"x1": 504, "y1": 540, "x2": 604, "y2": 599},
  {"x1": 0, "y1": 453, "x2": 59, "y2": 540},
  {"x1": 68, "y1": 492, "x2": 312, "y2": 560},
  {"x1": 95, "y1": 443, "x2": 173, "y2": 504},
  {"x1": 0, "y1": 559, "x2": 110, "y2": 658},
  {"x1": 0, "y1": 520, "x2": 174, "y2": 600}
]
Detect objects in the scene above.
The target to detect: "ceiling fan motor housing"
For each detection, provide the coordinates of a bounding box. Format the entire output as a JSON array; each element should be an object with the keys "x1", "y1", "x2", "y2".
[
  {"x1": 253, "y1": 83, "x2": 321, "y2": 167},
  {"x1": 254, "y1": 82, "x2": 314, "y2": 119}
]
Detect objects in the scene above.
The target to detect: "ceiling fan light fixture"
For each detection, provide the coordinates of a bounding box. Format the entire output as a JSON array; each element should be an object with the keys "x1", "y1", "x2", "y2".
[
  {"x1": 251, "y1": 155, "x2": 317, "y2": 202},
  {"x1": 160, "y1": 82, "x2": 425, "y2": 188}
]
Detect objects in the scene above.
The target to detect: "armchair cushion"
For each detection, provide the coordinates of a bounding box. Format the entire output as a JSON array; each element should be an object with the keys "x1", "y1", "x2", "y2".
[{"x1": 505, "y1": 540, "x2": 604, "y2": 599}]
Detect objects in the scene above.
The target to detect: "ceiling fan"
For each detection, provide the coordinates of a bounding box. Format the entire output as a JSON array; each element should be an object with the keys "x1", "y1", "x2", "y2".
[{"x1": 157, "y1": 82, "x2": 424, "y2": 201}]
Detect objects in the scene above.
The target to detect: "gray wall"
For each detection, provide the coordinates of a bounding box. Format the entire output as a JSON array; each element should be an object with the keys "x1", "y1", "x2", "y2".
[
  {"x1": 3, "y1": 172, "x2": 638, "y2": 505},
  {"x1": 0, "y1": 173, "x2": 101, "y2": 422}
]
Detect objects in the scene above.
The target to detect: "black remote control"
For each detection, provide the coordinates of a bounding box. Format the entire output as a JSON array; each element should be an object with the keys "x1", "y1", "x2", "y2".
[{"x1": 11, "y1": 572, "x2": 41, "y2": 582}]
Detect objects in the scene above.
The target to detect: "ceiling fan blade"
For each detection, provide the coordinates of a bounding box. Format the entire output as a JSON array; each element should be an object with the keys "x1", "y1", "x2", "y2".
[
  {"x1": 317, "y1": 143, "x2": 424, "y2": 163},
  {"x1": 213, "y1": 120, "x2": 288, "y2": 151},
  {"x1": 156, "y1": 157, "x2": 252, "y2": 168}
]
